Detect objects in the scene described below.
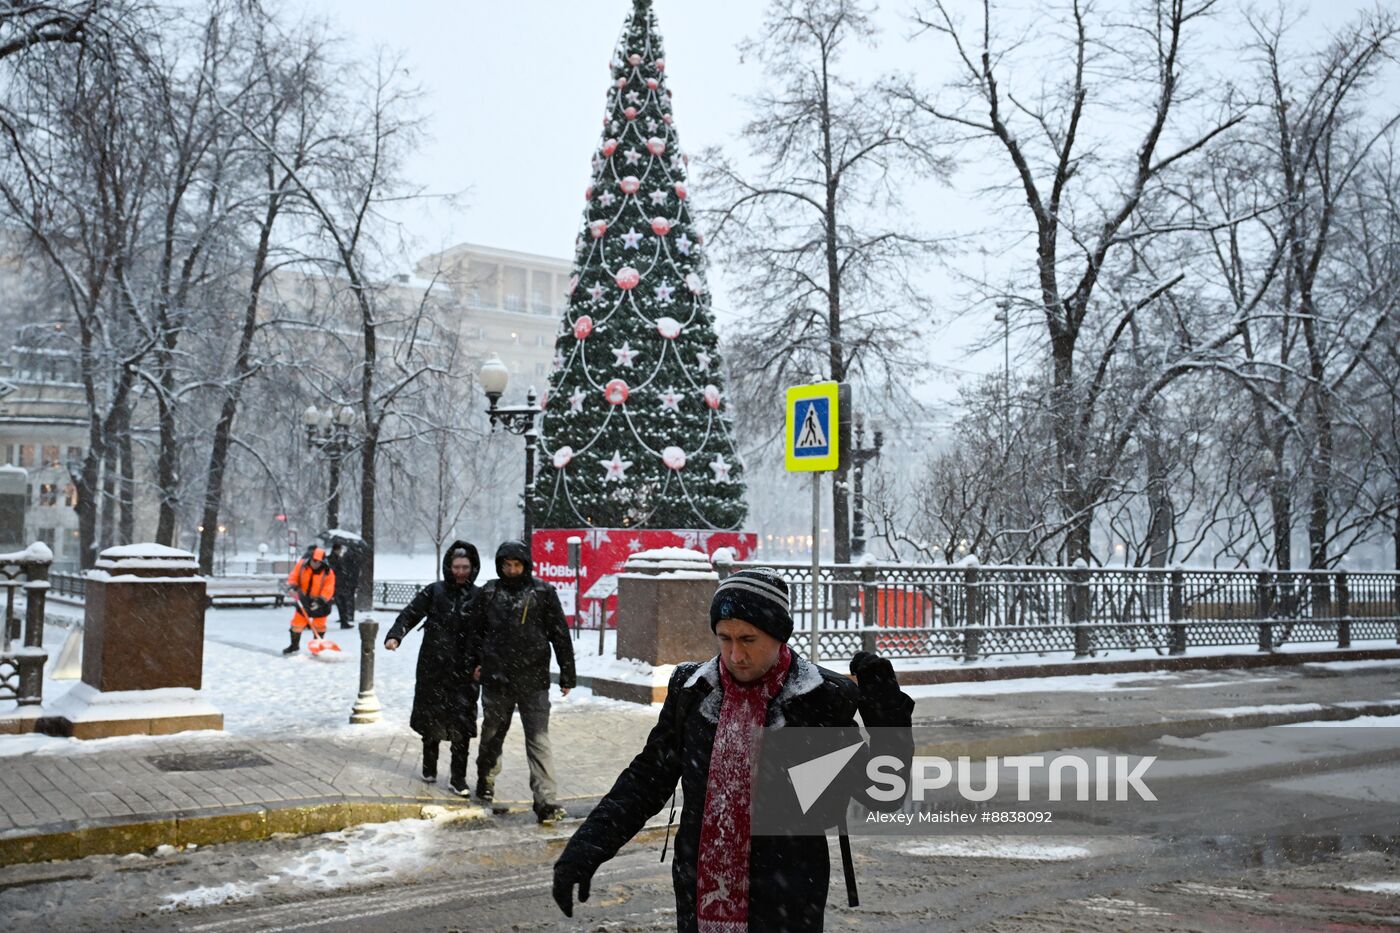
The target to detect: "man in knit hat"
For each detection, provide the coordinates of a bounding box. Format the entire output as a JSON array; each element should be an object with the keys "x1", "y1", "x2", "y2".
[{"x1": 552, "y1": 568, "x2": 913, "y2": 932}]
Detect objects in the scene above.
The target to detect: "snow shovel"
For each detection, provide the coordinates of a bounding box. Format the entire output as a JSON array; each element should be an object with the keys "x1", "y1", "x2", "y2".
[{"x1": 295, "y1": 594, "x2": 341, "y2": 654}]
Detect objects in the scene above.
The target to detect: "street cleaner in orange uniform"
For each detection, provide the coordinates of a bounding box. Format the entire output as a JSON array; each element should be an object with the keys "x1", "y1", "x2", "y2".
[{"x1": 283, "y1": 546, "x2": 336, "y2": 655}]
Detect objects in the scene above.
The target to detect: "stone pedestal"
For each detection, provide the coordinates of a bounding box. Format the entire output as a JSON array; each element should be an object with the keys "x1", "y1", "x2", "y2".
[
  {"x1": 43, "y1": 544, "x2": 221, "y2": 739},
  {"x1": 615, "y1": 548, "x2": 718, "y2": 666}
]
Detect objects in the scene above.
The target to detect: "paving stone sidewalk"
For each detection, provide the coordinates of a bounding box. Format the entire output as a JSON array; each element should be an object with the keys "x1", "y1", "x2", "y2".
[{"x1": 1, "y1": 660, "x2": 1397, "y2": 865}]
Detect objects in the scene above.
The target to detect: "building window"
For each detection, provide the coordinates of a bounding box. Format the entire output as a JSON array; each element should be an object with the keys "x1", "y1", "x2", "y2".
[
  {"x1": 2, "y1": 444, "x2": 12, "y2": 466},
  {"x1": 43, "y1": 445, "x2": 60, "y2": 467},
  {"x1": 531, "y1": 270, "x2": 554, "y2": 314},
  {"x1": 466, "y1": 260, "x2": 498, "y2": 308},
  {"x1": 67, "y1": 446, "x2": 82, "y2": 465},
  {"x1": 502, "y1": 265, "x2": 527, "y2": 312},
  {"x1": 36, "y1": 527, "x2": 55, "y2": 549},
  {"x1": 18, "y1": 445, "x2": 34, "y2": 469},
  {"x1": 65, "y1": 483, "x2": 78, "y2": 507},
  {"x1": 38, "y1": 483, "x2": 57, "y2": 506}
]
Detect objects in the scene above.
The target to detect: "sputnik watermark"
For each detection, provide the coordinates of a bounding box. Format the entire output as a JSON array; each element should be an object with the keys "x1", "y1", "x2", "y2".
[{"x1": 865, "y1": 754, "x2": 1157, "y2": 804}]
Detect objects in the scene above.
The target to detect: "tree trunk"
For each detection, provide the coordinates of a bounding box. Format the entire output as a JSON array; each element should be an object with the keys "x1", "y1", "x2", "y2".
[
  {"x1": 154, "y1": 357, "x2": 179, "y2": 545},
  {"x1": 118, "y1": 406, "x2": 134, "y2": 544},
  {"x1": 76, "y1": 449, "x2": 101, "y2": 569},
  {"x1": 357, "y1": 427, "x2": 377, "y2": 611},
  {"x1": 1145, "y1": 433, "x2": 1172, "y2": 568},
  {"x1": 1049, "y1": 331, "x2": 1093, "y2": 564},
  {"x1": 99, "y1": 439, "x2": 116, "y2": 551}
]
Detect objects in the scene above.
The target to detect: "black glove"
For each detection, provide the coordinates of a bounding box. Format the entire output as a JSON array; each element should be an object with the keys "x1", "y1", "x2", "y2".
[
  {"x1": 552, "y1": 848, "x2": 599, "y2": 918},
  {"x1": 850, "y1": 651, "x2": 912, "y2": 726},
  {"x1": 850, "y1": 651, "x2": 897, "y2": 686}
]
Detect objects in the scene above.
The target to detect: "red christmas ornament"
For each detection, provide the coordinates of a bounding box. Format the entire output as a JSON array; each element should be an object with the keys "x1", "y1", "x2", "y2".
[
  {"x1": 628, "y1": 53, "x2": 642, "y2": 66},
  {"x1": 619, "y1": 175, "x2": 641, "y2": 195},
  {"x1": 573, "y1": 315, "x2": 594, "y2": 340},
  {"x1": 589, "y1": 219, "x2": 608, "y2": 239},
  {"x1": 553, "y1": 446, "x2": 574, "y2": 469},
  {"x1": 674, "y1": 182, "x2": 688, "y2": 200},
  {"x1": 655, "y1": 58, "x2": 666, "y2": 72},
  {"x1": 646, "y1": 137, "x2": 666, "y2": 156},
  {"x1": 604, "y1": 378, "x2": 630, "y2": 405},
  {"x1": 623, "y1": 106, "x2": 638, "y2": 121},
  {"x1": 663, "y1": 114, "x2": 672, "y2": 125},
  {"x1": 601, "y1": 138, "x2": 618, "y2": 156},
  {"x1": 650, "y1": 217, "x2": 672, "y2": 236},
  {"x1": 646, "y1": 77, "x2": 659, "y2": 90},
  {"x1": 584, "y1": 185, "x2": 593, "y2": 201},
  {"x1": 616, "y1": 77, "x2": 627, "y2": 88},
  {"x1": 704, "y1": 384, "x2": 722, "y2": 410},
  {"x1": 657, "y1": 316, "x2": 682, "y2": 339},
  {"x1": 615, "y1": 266, "x2": 641, "y2": 290},
  {"x1": 662, "y1": 446, "x2": 687, "y2": 470}
]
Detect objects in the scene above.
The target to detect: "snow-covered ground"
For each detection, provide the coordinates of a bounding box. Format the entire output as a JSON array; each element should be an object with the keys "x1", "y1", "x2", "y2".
[{"x1": 0, "y1": 603, "x2": 648, "y2": 757}]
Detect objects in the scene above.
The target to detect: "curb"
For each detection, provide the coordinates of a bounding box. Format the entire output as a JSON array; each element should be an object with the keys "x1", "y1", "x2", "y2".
[
  {"x1": 894, "y1": 646, "x2": 1400, "y2": 685},
  {"x1": 585, "y1": 647, "x2": 1400, "y2": 705},
  {"x1": 911, "y1": 701, "x2": 1400, "y2": 759},
  {"x1": 0, "y1": 796, "x2": 481, "y2": 868}
]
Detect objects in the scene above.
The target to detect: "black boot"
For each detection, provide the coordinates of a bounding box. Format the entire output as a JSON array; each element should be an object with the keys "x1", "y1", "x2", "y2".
[
  {"x1": 282, "y1": 628, "x2": 301, "y2": 655},
  {"x1": 449, "y1": 741, "x2": 470, "y2": 796}
]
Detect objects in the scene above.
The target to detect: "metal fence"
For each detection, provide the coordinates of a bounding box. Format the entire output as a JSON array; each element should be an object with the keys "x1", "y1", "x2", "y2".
[
  {"x1": 2, "y1": 550, "x2": 52, "y2": 707},
  {"x1": 715, "y1": 559, "x2": 1400, "y2": 662}
]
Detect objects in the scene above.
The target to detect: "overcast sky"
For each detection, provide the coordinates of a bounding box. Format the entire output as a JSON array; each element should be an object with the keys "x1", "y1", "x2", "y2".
[{"x1": 288, "y1": 0, "x2": 1394, "y2": 406}]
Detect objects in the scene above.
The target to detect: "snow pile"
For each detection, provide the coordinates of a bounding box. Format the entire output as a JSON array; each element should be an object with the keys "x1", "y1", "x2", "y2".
[
  {"x1": 159, "y1": 809, "x2": 483, "y2": 912},
  {"x1": 161, "y1": 877, "x2": 274, "y2": 911},
  {"x1": 621, "y1": 547, "x2": 717, "y2": 580},
  {"x1": 0, "y1": 541, "x2": 53, "y2": 564},
  {"x1": 1345, "y1": 881, "x2": 1400, "y2": 894},
  {"x1": 901, "y1": 838, "x2": 1093, "y2": 860},
  {"x1": 46, "y1": 682, "x2": 222, "y2": 725}
]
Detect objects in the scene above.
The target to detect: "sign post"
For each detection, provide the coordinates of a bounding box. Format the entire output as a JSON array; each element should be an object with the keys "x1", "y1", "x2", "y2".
[{"x1": 785, "y1": 382, "x2": 847, "y2": 661}]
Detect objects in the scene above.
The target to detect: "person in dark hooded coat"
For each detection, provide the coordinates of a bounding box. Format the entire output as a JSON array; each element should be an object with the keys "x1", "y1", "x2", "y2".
[
  {"x1": 384, "y1": 540, "x2": 481, "y2": 795},
  {"x1": 466, "y1": 539, "x2": 575, "y2": 822}
]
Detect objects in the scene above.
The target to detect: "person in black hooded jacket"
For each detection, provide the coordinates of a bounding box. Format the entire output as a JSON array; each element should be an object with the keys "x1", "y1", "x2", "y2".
[
  {"x1": 384, "y1": 540, "x2": 481, "y2": 795},
  {"x1": 466, "y1": 539, "x2": 576, "y2": 822}
]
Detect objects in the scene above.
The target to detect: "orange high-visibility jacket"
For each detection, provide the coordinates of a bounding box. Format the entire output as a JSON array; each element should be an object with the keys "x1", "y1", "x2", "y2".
[{"x1": 288, "y1": 547, "x2": 336, "y2": 609}]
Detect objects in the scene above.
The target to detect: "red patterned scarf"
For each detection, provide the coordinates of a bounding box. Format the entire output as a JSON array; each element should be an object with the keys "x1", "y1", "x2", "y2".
[{"x1": 695, "y1": 644, "x2": 793, "y2": 933}]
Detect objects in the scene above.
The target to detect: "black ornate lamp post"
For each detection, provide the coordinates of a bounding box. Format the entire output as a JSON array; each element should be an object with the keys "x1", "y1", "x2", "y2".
[
  {"x1": 478, "y1": 355, "x2": 542, "y2": 544},
  {"x1": 303, "y1": 404, "x2": 359, "y2": 530},
  {"x1": 850, "y1": 414, "x2": 884, "y2": 558}
]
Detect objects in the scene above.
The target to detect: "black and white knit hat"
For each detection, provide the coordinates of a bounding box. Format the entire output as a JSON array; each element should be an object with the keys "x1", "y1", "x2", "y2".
[{"x1": 709, "y1": 568, "x2": 793, "y2": 643}]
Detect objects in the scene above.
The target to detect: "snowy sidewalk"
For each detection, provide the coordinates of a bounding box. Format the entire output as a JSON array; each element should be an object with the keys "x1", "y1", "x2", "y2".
[
  {"x1": 0, "y1": 703, "x2": 658, "y2": 865},
  {"x1": 2, "y1": 601, "x2": 1397, "y2": 867}
]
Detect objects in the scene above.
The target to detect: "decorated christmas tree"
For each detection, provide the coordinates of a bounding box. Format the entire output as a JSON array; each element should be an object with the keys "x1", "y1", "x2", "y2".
[{"x1": 533, "y1": 0, "x2": 747, "y2": 532}]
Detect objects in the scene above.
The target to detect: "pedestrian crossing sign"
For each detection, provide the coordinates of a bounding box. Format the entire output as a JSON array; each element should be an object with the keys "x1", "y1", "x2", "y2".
[{"x1": 785, "y1": 382, "x2": 841, "y2": 472}]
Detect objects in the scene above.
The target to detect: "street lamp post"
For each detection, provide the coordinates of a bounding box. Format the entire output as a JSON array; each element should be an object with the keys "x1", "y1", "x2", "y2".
[
  {"x1": 993, "y1": 299, "x2": 1011, "y2": 439},
  {"x1": 304, "y1": 404, "x2": 359, "y2": 530},
  {"x1": 478, "y1": 355, "x2": 542, "y2": 544},
  {"x1": 850, "y1": 414, "x2": 884, "y2": 558}
]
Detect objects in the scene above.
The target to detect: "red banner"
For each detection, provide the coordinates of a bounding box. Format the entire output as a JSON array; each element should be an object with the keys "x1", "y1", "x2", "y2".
[{"x1": 531, "y1": 528, "x2": 756, "y2": 627}]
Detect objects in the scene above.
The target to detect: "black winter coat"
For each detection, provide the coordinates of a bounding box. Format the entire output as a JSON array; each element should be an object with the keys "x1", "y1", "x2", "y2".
[
  {"x1": 467, "y1": 540, "x2": 576, "y2": 693},
  {"x1": 559, "y1": 654, "x2": 913, "y2": 933},
  {"x1": 385, "y1": 541, "x2": 481, "y2": 742}
]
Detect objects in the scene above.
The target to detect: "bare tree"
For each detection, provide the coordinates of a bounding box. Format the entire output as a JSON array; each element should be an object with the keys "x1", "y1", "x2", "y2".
[
  {"x1": 702, "y1": 0, "x2": 946, "y2": 565},
  {"x1": 193, "y1": 13, "x2": 329, "y2": 573},
  {"x1": 900, "y1": 0, "x2": 1250, "y2": 563}
]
